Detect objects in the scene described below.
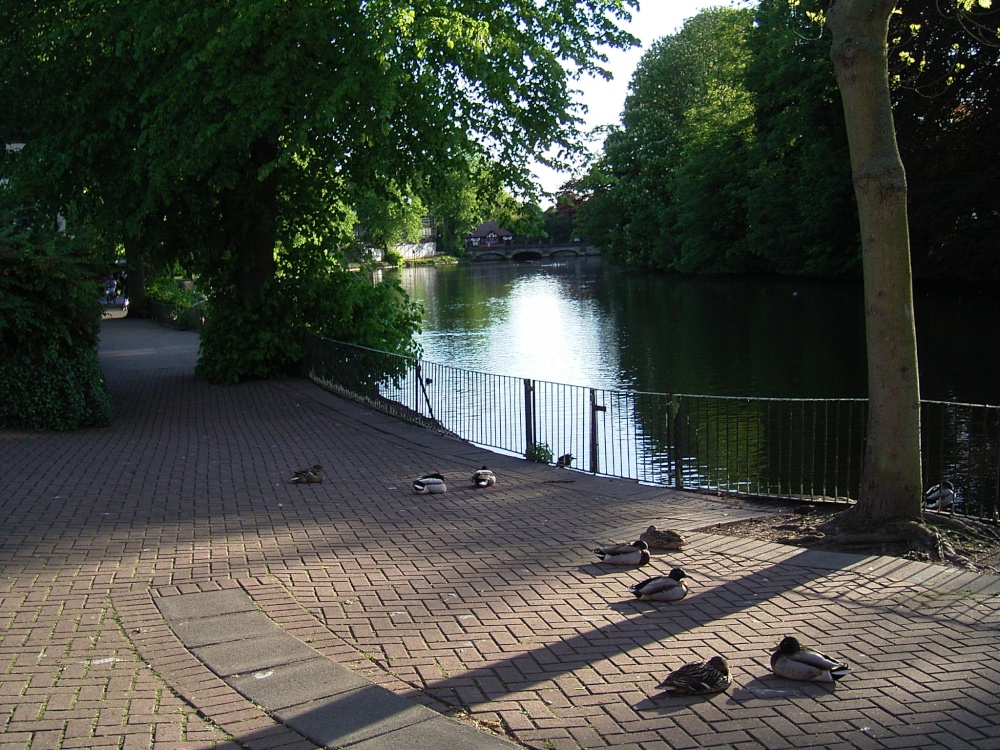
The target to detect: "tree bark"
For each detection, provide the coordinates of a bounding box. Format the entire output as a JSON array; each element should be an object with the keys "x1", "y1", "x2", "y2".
[
  {"x1": 229, "y1": 135, "x2": 279, "y2": 300},
  {"x1": 827, "y1": 0, "x2": 923, "y2": 525},
  {"x1": 123, "y1": 234, "x2": 146, "y2": 315}
]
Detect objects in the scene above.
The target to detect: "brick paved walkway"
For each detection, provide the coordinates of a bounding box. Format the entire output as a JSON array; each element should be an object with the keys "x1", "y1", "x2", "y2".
[{"x1": 1, "y1": 317, "x2": 999, "y2": 750}]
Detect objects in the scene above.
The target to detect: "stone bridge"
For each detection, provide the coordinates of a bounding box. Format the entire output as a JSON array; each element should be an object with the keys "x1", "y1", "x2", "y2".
[{"x1": 465, "y1": 242, "x2": 600, "y2": 261}]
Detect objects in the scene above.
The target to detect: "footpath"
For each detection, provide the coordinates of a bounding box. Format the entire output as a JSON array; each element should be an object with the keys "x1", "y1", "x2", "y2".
[{"x1": 0, "y1": 316, "x2": 998, "y2": 750}]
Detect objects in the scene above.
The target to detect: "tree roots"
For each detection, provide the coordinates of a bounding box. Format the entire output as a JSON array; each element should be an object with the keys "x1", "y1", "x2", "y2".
[{"x1": 814, "y1": 510, "x2": 993, "y2": 568}]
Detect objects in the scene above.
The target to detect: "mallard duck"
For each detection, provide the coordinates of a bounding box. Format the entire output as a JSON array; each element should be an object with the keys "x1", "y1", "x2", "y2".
[
  {"x1": 289, "y1": 465, "x2": 323, "y2": 483},
  {"x1": 769, "y1": 636, "x2": 853, "y2": 682},
  {"x1": 556, "y1": 453, "x2": 574, "y2": 468},
  {"x1": 639, "y1": 525, "x2": 686, "y2": 550},
  {"x1": 628, "y1": 568, "x2": 689, "y2": 601},
  {"x1": 657, "y1": 656, "x2": 731, "y2": 695},
  {"x1": 923, "y1": 481, "x2": 957, "y2": 512},
  {"x1": 593, "y1": 540, "x2": 650, "y2": 566},
  {"x1": 472, "y1": 466, "x2": 496, "y2": 487},
  {"x1": 413, "y1": 473, "x2": 447, "y2": 494}
]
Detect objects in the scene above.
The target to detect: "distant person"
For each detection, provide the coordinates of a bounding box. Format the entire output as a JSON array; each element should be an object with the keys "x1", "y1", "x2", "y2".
[{"x1": 104, "y1": 274, "x2": 118, "y2": 304}]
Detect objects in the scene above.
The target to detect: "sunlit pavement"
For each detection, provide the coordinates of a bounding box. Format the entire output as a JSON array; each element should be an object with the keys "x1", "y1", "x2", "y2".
[{"x1": 1, "y1": 316, "x2": 998, "y2": 750}]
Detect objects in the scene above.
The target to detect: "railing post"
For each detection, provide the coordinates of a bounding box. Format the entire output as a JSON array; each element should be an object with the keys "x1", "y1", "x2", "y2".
[
  {"x1": 671, "y1": 395, "x2": 684, "y2": 489},
  {"x1": 590, "y1": 389, "x2": 605, "y2": 474},
  {"x1": 524, "y1": 378, "x2": 535, "y2": 458}
]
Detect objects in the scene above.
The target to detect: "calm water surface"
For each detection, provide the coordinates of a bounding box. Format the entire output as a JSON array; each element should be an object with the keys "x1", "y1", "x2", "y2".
[{"x1": 392, "y1": 258, "x2": 1000, "y2": 404}]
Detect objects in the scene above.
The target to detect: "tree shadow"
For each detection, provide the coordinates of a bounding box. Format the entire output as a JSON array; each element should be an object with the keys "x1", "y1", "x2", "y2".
[{"x1": 408, "y1": 557, "x2": 841, "y2": 708}]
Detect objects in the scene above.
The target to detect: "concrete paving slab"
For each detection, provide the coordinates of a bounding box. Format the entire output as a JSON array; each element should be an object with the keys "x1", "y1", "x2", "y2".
[
  {"x1": 272, "y1": 686, "x2": 451, "y2": 748},
  {"x1": 229, "y1": 656, "x2": 374, "y2": 710},
  {"x1": 167, "y1": 609, "x2": 282, "y2": 648},
  {"x1": 156, "y1": 588, "x2": 259, "y2": 621},
  {"x1": 192, "y1": 632, "x2": 321, "y2": 677}
]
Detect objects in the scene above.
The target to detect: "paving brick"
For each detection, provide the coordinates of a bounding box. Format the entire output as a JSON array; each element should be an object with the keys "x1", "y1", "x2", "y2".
[{"x1": 1, "y1": 318, "x2": 998, "y2": 750}]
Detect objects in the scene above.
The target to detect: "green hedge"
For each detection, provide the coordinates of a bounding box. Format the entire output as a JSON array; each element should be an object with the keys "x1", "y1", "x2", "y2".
[
  {"x1": 0, "y1": 348, "x2": 112, "y2": 430},
  {"x1": 0, "y1": 209, "x2": 113, "y2": 430}
]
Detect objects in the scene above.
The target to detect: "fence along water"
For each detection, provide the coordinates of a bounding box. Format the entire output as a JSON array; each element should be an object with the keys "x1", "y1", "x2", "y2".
[{"x1": 305, "y1": 335, "x2": 1000, "y2": 520}]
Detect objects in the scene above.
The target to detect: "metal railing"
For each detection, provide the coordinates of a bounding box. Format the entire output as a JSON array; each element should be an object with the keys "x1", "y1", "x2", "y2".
[{"x1": 305, "y1": 335, "x2": 1000, "y2": 519}]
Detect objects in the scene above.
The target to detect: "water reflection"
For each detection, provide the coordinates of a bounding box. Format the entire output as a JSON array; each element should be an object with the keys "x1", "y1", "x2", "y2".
[{"x1": 393, "y1": 259, "x2": 999, "y2": 404}]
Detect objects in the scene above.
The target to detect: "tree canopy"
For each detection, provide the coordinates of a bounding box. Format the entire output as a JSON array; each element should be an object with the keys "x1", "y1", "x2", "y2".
[
  {"x1": 577, "y1": 0, "x2": 1000, "y2": 280},
  {"x1": 1, "y1": 0, "x2": 638, "y2": 382}
]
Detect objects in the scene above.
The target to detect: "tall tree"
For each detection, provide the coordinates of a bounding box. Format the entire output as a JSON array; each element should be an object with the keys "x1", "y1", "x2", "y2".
[
  {"x1": 3, "y1": 0, "x2": 638, "y2": 383},
  {"x1": 822, "y1": 0, "x2": 995, "y2": 539},
  {"x1": 890, "y1": 0, "x2": 1000, "y2": 278},
  {"x1": 826, "y1": 0, "x2": 923, "y2": 529},
  {"x1": 576, "y1": 7, "x2": 755, "y2": 270},
  {"x1": 745, "y1": 0, "x2": 859, "y2": 275}
]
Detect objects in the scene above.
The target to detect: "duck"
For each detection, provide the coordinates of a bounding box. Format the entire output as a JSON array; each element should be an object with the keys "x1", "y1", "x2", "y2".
[
  {"x1": 556, "y1": 453, "x2": 574, "y2": 468},
  {"x1": 628, "y1": 568, "x2": 689, "y2": 601},
  {"x1": 289, "y1": 465, "x2": 323, "y2": 483},
  {"x1": 657, "y1": 656, "x2": 731, "y2": 695},
  {"x1": 413, "y1": 473, "x2": 447, "y2": 494},
  {"x1": 923, "y1": 481, "x2": 957, "y2": 512},
  {"x1": 593, "y1": 540, "x2": 650, "y2": 566},
  {"x1": 639, "y1": 525, "x2": 686, "y2": 550},
  {"x1": 472, "y1": 466, "x2": 496, "y2": 487},
  {"x1": 769, "y1": 636, "x2": 853, "y2": 682}
]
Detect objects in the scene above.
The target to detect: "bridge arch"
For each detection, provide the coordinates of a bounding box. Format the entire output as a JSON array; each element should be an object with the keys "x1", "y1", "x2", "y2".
[{"x1": 470, "y1": 251, "x2": 508, "y2": 262}]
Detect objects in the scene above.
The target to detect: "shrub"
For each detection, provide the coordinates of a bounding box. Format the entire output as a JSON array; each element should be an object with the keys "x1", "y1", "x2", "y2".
[
  {"x1": 195, "y1": 264, "x2": 422, "y2": 385},
  {"x1": 383, "y1": 247, "x2": 403, "y2": 267},
  {"x1": 0, "y1": 208, "x2": 113, "y2": 429},
  {"x1": 526, "y1": 442, "x2": 553, "y2": 463}
]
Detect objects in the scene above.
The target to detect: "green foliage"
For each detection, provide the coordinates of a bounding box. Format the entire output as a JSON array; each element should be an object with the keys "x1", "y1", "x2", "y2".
[
  {"x1": 301, "y1": 266, "x2": 422, "y2": 359},
  {"x1": 196, "y1": 282, "x2": 299, "y2": 385},
  {"x1": 526, "y1": 442, "x2": 553, "y2": 464},
  {"x1": 0, "y1": 207, "x2": 113, "y2": 429},
  {"x1": 1, "y1": 0, "x2": 639, "y2": 380},
  {"x1": 195, "y1": 262, "x2": 422, "y2": 385},
  {"x1": 578, "y1": 0, "x2": 999, "y2": 279},
  {"x1": 577, "y1": 8, "x2": 758, "y2": 272},
  {"x1": 743, "y1": 0, "x2": 859, "y2": 275},
  {"x1": 383, "y1": 248, "x2": 404, "y2": 267},
  {"x1": 0, "y1": 348, "x2": 112, "y2": 431},
  {"x1": 423, "y1": 157, "x2": 545, "y2": 254},
  {"x1": 147, "y1": 274, "x2": 203, "y2": 312},
  {"x1": 890, "y1": 0, "x2": 1000, "y2": 278}
]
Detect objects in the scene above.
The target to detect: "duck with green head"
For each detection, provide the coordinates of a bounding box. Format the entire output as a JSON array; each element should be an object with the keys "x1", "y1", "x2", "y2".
[
  {"x1": 628, "y1": 568, "x2": 689, "y2": 601},
  {"x1": 594, "y1": 540, "x2": 650, "y2": 566}
]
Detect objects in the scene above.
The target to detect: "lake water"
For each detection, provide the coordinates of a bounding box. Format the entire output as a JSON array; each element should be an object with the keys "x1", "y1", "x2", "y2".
[{"x1": 391, "y1": 258, "x2": 1000, "y2": 405}]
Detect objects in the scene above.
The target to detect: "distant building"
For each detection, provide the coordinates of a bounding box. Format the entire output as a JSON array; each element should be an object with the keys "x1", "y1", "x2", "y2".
[
  {"x1": 466, "y1": 221, "x2": 514, "y2": 250},
  {"x1": 390, "y1": 216, "x2": 438, "y2": 260},
  {"x1": 357, "y1": 216, "x2": 439, "y2": 261}
]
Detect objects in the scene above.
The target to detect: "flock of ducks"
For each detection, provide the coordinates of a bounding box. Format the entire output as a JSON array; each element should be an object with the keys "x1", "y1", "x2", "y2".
[
  {"x1": 287, "y1": 461, "x2": 965, "y2": 697},
  {"x1": 288, "y1": 465, "x2": 499, "y2": 493},
  {"x1": 593, "y1": 529, "x2": 854, "y2": 695}
]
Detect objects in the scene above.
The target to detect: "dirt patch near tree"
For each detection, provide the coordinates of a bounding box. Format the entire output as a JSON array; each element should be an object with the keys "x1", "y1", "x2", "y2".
[{"x1": 694, "y1": 500, "x2": 1000, "y2": 574}]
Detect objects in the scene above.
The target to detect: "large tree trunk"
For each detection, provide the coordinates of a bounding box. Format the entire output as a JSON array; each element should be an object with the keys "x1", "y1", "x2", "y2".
[
  {"x1": 122, "y1": 234, "x2": 146, "y2": 315},
  {"x1": 229, "y1": 135, "x2": 279, "y2": 299},
  {"x1": 828, "y1": 0, "x2": 923, "y2": 526}
]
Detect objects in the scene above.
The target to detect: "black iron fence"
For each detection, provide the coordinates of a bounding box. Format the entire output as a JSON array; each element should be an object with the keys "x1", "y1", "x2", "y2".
[{"x1": 305, "y1": 335, "x2": 1000, "y2": 519}]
